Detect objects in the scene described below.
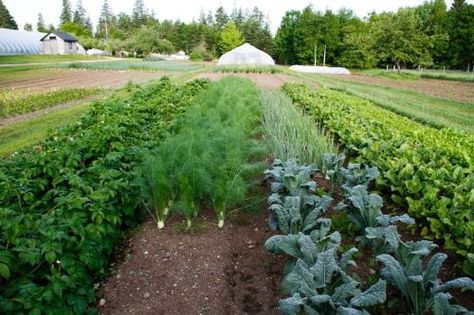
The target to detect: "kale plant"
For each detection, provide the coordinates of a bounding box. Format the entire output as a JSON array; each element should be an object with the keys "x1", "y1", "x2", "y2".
[
  {"x1": 341, "y1": 163, "x2": 380, "y2": 189},
  {"x1": 377, "y1": 251, "x2": 474, "y2": 315}
]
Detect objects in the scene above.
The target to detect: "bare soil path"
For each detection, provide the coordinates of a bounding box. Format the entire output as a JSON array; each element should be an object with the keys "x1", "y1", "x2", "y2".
[
  {"x1": 195, "y1": 72, "x2": 309, "y2": 89},
  {"x1": 0, "y1": 68, "x2": 161, "y2": 90},
  {"x1": 336, "y1": 74, "x2": 474, "y2": 104},
  {"x1": 99, "y1": 212, "x2": 284, "y2": 315}
]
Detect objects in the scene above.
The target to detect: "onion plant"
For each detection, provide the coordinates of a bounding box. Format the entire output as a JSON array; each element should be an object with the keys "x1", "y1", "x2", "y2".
[{"x1": 261, "y1": 90, "x2": 337, "y2": 171}]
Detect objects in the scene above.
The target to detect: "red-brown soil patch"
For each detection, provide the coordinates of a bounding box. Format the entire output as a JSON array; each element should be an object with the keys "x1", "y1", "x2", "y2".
[
  {"x1": 0, "y1": 68, "x2": 160, "y2": 91},
  {"x1": 98, "y1": 211, "x2": 284, "y2": 315},
  {"x1": 335, "y1": 74, "x2": 474, "y2": 104}
]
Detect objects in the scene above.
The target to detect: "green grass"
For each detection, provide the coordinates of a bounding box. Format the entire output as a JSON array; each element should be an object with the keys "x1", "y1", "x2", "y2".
[
  {"x1": 356, "y1": 69, "x2": 419, "y2": 80},
  {"x1": 290, "y1": 72, "x2": 474, "y2": 134},
  {"x1": 0, "y1": 102, "x2": 91, "y2": 156},
  {"x1": 0, "y1": 54, "x2": 99, "y2": 65},
  {"x1": 261, "y1": 90, "x2": 336, "y2": 169},
  {"x1": 214, "y1": 65, "x2": 283, "y2": 74},
  {"x1": 406, "y1": 69, "x2": 474, "y2": 82},
  {"x1": 60, "y1": 60, "x2": 207, "y2": 72}
]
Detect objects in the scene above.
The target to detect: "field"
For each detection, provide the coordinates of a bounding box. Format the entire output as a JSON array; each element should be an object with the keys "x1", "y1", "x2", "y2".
[
  {"x1": 0, "y1": 57, "x2": 473, "y2": 314},
  {"x1": 0, "y1": 54, "x2": 102, "y2": 65}
]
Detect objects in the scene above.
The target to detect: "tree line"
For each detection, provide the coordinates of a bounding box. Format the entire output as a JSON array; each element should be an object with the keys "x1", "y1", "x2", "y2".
[{"x1": 0, "y1": 0, "x2": 473, "y2": 70}]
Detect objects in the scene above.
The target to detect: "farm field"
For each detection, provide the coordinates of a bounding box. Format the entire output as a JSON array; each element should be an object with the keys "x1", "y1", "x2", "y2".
[
  {"x1": 0, "y1": 54, "x2": 102, "y2": 65},
  {"x1": 289, "y1": 72, "x2": 474, "y2": 133},
  {"x1": 0, "y1": 68, "x2": 161, "y2": 90},
  {"x1": 1, "y1": 71, "x2": 473, "y2": 314}
]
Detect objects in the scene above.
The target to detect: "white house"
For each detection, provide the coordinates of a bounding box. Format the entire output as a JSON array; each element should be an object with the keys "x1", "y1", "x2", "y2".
[{"x1": 40, "y1": 31, "x2": 85, "y2": 55}]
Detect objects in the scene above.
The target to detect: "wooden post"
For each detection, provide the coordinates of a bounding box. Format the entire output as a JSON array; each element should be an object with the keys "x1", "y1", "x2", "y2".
[
  {"x1": 323, "y1": 45, "x2": 327, "y2": 67},
  {"x1": 314, "y1": 43, "x2": 317, "y2": 66}
]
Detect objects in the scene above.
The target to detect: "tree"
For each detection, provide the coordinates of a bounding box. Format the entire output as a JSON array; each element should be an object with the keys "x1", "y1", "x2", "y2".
[
  {"x1": 338, "y1": 32, "x2": 377, "y2": 69},
  {"x1": 215, "y1": 6, "x2": 228, "y2": 29},
  {"x1": 60, "y1": 21, "x2": 91, "y2": 37},
  {"x1": 97, "y1": 0, "x2": 114, "y2": 39},
  {"x1": 132, "y1": 0, "x2": 147, "y2": 28},
  {"x1": 240, "y1": 7, "x2": 274, "y2": 55},
  {"x1": 447, "y1": 0, "x2": 474, "y2": 70},
  {"x1": 60, "y1": 0, "x2": 72, "y2": 25},
  {"x1": 218, "y1": 22, "x2": 244, "y2": 55},
  {"x1": 0, "y1": 0, "x2": 18, "y2": 29},
  {"x1": 23, "y1": 23, "x2": 32, "y2": 31},
  {"x1": 73, "y1": 0, "x2": 87, "y2": 26},
  {"x1": 37, "y1": 13, "x2": 47, "y2": 32},
  {"x1": 275, "y1": 11, "x2": 300, "y2": 64},
  {"x1": 131, "y1": 26, "x2": 175, "y2": 55},
  {"x1": 373, "y1": 9, "x2": 433, "y2": 72}
]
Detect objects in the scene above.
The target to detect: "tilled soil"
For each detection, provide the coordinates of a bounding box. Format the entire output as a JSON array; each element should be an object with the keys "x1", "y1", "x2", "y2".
[
  {"x1": 99, "y1": 212, "x2": 284, "y2": 315},
  {"x1": 335, "y1": 74, "x2": 474, "y2": 104},
  {"x1": 195, "y1": 73, "x2": 307, "y2": 89},
  {"x1": 0, "y1": 68, "x2": 161, "y2": 90}
]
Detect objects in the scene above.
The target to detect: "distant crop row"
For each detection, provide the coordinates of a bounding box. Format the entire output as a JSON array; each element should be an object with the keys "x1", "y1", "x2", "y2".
[
  {"x1": 0, "y1": 88, "x2": 99, "y2": 119},
  {"x1": 283, "y1": 84, "x2": 474, "y2": 276},
  {"x1": 0, "y1": 78, "x2": 209, "y2": 313}
]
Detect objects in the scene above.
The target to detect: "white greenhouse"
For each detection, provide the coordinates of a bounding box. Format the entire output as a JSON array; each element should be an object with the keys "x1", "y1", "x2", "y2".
[
  {"x1": 0, "y1": 28, "x2": 46, "y2": 55},
  {"x1": 217, "y1": 43, "x2": 275, "y2": 66}
]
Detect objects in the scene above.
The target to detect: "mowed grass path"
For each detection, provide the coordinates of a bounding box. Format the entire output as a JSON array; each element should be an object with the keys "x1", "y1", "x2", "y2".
[
  {"x1": 291, "y1": 72, "x2": 474, "y2": 134},
  {"x1": 0, "y1": 102, "x2": 91, "y2": 156},
  {"x1": 0, "y1": 54, "x2": 100, "y2": 65}
]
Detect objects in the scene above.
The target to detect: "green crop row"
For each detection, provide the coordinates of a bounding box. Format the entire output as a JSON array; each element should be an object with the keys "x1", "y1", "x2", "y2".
[
  {"x1": 0, "y1": 88, "x2": 100, "y2": 119},
  {"x1": 138, "y1": 77, "x2": 264, "y2": 229},
  {"x1": 282, "y1": 84, "x2": 474, "y2": 275},
  {"x1": 0, "y1": 77, "x2": 209, "y2": 314},
  {"x1": 214, "y1": 65, "x2": 283, "y2": 74}
]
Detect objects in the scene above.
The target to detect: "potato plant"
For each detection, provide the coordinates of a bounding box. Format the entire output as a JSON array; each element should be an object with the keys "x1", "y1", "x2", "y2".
[{"x1": 0, "y1": 77, "x2": 209, "y2": 313}]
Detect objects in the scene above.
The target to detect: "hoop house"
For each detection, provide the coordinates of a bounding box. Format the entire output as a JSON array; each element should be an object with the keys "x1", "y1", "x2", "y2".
[
  {"x1": 217, "y1": 43, "x2": 275, "y2": 66},
  {"x1": 0, "y1": 28, "x2": 45, "y2": 55}
]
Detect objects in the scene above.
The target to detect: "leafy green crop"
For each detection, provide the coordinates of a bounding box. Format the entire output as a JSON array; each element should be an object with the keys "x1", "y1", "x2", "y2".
[
  {"x1": 283, "y1": 83, "x2": 474, "y2": 275},
  {"x1": 0, "y1": 88, "x2": 100, "y2": 119},
  {"x1": 0, "y1": 77, "x2": 209, "y2": 313}
]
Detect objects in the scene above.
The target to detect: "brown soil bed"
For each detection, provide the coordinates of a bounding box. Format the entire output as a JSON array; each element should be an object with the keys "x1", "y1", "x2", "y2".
[
  {"x1": 195, "y1": 72, "x2": 313, "y2": 89},
  {"x1": 98, "y1": 211, "x2": 284, "y2": 315},
  {"x1": 0, "y1": 68, "x2": 161, "y2": 91},
  {"x1": 336, "y1": 74, "x2": 474, "y2": 104}
]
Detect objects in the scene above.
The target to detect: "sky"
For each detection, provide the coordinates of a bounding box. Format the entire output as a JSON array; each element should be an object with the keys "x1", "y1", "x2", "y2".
[{"x1": 4, "y1": 0, "x2": 473, "y2": 34}]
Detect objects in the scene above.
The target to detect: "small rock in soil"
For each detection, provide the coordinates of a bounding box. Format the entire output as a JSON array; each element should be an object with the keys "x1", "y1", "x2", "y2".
[{"x1": 99, "y1": 298, "x2": 106, "y2": 307}]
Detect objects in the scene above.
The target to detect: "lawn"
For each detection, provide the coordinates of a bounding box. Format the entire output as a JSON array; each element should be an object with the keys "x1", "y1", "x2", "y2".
[
  {"x1": 290, "y1": 71, "x2": 474, "y2": 134},
  {"x1": 358, "y1": 68, "x2": 474, "y2": 82},
  {"x1": 0, "y1": 54, "x2": 102, "y2": 65},
  {"x1": 58, "y1": 60, "x2": 208, "y2": 72},
  {"x1": 0, "y1": 101, "x2": 92, "y2": 156}
]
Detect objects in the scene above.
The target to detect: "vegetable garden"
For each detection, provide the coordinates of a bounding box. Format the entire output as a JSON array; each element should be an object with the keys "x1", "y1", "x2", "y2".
[{"x1": 0, "y1": 73, "x2": 473, "y2": 314}]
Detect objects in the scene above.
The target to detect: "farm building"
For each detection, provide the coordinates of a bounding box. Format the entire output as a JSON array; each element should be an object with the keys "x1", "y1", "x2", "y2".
[
  {"x1": 41, "y1": 31, "x2": 85, "y2": 55},
  {"x1": 217, "y1": 43, "x2": 275, "y2": 66},
  {"x1": 0, "y1": 28, "x2": 46, "y2": 55}
]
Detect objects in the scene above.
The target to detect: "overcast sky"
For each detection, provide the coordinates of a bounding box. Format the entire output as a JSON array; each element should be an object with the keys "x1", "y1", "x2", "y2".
[{"x1": 4, "y1": 0, "x2": 473, "y2": 34}]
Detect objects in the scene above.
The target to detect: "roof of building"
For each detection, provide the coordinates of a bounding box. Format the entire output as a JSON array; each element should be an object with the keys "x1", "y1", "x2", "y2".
[
  {"x1": 41, "y1": 31, "x2": 77, "y2": 42},
  {"x1": 0, "y1": 28, "x2": 46, "y2": 55}
]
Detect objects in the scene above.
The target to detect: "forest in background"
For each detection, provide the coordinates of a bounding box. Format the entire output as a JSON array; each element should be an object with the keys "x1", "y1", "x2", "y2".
[{"x1": 0, "y1": 0, "x2": 473, "y2": 70}]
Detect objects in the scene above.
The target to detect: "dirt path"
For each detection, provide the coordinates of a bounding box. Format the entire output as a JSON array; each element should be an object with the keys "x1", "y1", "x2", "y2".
[
  {"x1": 195, "y1": 72, "x2": 307, "y2": 89},
  {"x1": 335, "y1": 74, "x2": 474, "y2": 104},
  {"x1": 99, "y1": 212, "x2": 284, "y2": 315},
  {"x1": 0, "y1": 69, "x2": 161, "y2": 90}
]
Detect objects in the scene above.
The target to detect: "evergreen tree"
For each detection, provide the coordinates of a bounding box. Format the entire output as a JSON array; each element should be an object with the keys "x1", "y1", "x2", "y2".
[
  {"x1": 97, "y1": 0, "x2": 114, "y2": 39},
  {"x1": 0, "y1": 0, "x2": 18, "y2": 29},
  {"x1": 37, "y1": 13, "x2": 47, "y2": 32},
  {"x1": 60, "y1": 0, "x2": 72, "y2": 25},
  {"x1": 23, "y1": 23, "x2": 32, "y2": 31},
  {"x1": 215, "y1": 6, "x2": 228, "y2": 29},
  {"x1": 275, "y1": 11, "x2": 300, "y2": 64},
  {"x1": 73, "y1": 0, "x2": 87, "y2": 26},
  {"x1": 132, "y1": 0, "x2": 147, "y2": 28},
  {"x1": 448, "y1": 0, "x2": 474, "y2": 69}
]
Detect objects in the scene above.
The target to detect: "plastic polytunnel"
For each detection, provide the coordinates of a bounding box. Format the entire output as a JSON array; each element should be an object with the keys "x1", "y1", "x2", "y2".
[
  {"x1": 0, "y1": 28, "x2": 46, "y2": 55},
  {"x1": 217, "y1": 43, "x2": 275, "y2": 66}
]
